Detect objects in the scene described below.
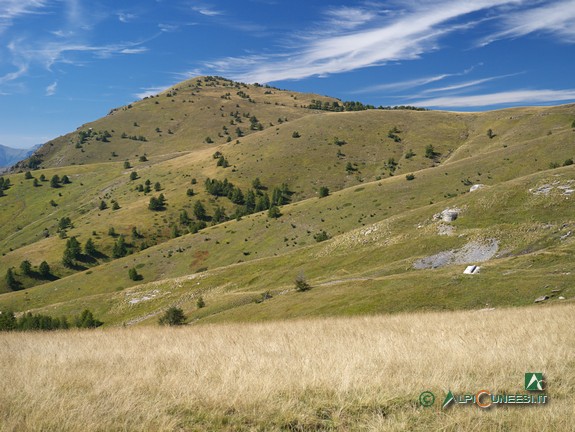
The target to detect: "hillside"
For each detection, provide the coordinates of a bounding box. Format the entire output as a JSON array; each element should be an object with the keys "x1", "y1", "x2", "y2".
[{"x1": 0, "y1": 76, "x2": 574, "y2": 325}]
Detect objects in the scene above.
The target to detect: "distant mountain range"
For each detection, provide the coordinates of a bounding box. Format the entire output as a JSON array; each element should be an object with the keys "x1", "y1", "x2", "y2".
[{"x1": 0, "y1": 144, "x2": 40, "y2": 168}]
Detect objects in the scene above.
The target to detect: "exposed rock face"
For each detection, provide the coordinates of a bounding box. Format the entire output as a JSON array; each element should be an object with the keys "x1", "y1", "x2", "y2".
[{"x1": 413, "y1": 239, "x2": 499, "y2": 269}]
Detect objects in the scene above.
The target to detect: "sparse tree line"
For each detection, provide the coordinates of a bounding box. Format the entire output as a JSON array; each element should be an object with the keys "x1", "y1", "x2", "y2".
[
  {"x1": 0, "y1": 308, "x2": 102, "y2": 331},
  {"x1": 120, "y1": 133, "x2": 148, "y2": 142},
  {"x1": 0, "y1": 172, "x2": 71, "y2": 197},
  {"x1": 2, "y1": 225, "x2": 150, "y2": 291},
  {"x1": 75, "y1": 129, "x2": 114, "y2": 148},
  {"x1": 203, "y1": 177, "x2": 290, "y2": 218},
  {"x1": 308, "y1": 99, "x2": 428, "y2": 112}
]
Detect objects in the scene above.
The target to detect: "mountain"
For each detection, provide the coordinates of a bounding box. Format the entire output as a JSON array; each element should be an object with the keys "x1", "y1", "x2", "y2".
[
  {"x1": 0, "y1": 144, "x2": 39, "y2": 168},
  {"x1": 1, "y1": 76, "x2": 574, "y2": 326}
]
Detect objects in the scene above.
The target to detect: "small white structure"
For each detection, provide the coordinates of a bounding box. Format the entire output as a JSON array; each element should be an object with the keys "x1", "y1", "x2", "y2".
[
  {"x1": 469, "y1": 184, "x2": 484, "y2": 192},
  {"x1": 463, "y1": 265, "x2": 480, "y2": 274}
]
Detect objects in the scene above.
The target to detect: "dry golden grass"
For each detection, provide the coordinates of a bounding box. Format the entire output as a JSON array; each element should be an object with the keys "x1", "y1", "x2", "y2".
[{"x1": 1, "y1": 304, "x2": 574, "y2": 431}]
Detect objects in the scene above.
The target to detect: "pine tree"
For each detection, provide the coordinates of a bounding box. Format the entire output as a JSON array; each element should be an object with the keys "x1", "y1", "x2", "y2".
[
  {"x1": 268, "y1": 206, "x2": 281, "y2": 219},
  {"x1": 245, "y1": 189, "x2": 256, "y2": 213},
  {"x1": 0, "y1": 310, "x2": 16, "y2": 330},
  {"x1": 193, "y1": 201, "x2": 207, "y2": 221},
  {"x1": 66, "y1": 237, "x2": 82, "y2": 259},
  {"x1": 213, "y1": 206, "x2": 226, "y2": 223},
  {"x1": 230, "y1": 187, "x2": 244, "y2": 205},
  {"x1": 39, "y1": 261, "x2": 51, "y2": 278},
  {"x1": 20, "y1": 260, "x2": 32, "y2": 276},
  {"x1": 75, "y1": 309, "x2": 103, "y2": 328},
  {"x1": 128, "y1": 267, "x2": 140, "y2": 281},
  {"x1": 158, "y1": 307, "x2": 187, "y2": 326},
  {"x1": 112, "y1": 235, "x2": 127, "y2": 258},
  {"x1": 5, "y1": 268, "x2": 18, "y2": 290},
  {"x1": 180, "y1": 210, "x2": 190, "y2": 226},
  {"x1": 255, "y1": 193, "x2": 270, "y2": 212},
  {"x1": 252, "y1": 177, "x2": 263, "y2": 190},
  {"x1": 84, "y1": 238, "x2": 97, "y2": 256},
  {"x1": 50, "y1": 175, "x2": 61, "y2": 188}
]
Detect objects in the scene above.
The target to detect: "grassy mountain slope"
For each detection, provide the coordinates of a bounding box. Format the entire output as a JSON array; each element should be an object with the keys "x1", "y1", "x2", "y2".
[
  {"x1": 1, "y1": 76, "x2": 574, "y2": 325},
  {"x1": 19, "y1": 76, "x2": 339, "y2": 168}
]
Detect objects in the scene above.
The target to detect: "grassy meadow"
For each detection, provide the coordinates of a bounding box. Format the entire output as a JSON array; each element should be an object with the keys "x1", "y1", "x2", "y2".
[{"x1": 1, "y1": 303, "x2": 573, "y2": 431}]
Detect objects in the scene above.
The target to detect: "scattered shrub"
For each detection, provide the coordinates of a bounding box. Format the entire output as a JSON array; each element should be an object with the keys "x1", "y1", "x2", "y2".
[
  {"x1": 294, "y1": 274, "x2": 311, "y2": 292},
  {"x1": 313, "y1": 231, "x2": 330, "y2": 242},
  {"x1": 159, "y1": 307, "x2": 187, "y2": 326}
]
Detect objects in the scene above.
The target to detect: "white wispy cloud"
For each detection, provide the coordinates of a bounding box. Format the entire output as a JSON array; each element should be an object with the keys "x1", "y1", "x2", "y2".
[
  {"x1": 134, "y1": 85, "x2": 172, "y2": 99},
  {"x1": 0, "y1": 0, "x2": 47, "y2": 30},
  {"x1": 482, "y1": 0, "x2": 575, "y2": 45},
  {"x1": 4, "y1": 37, "x2": 150, "y2": 78},
  {"x1": 352, "y1": 74, "x2": 453, "y2": 94},
  {"x1": 411, "y1": 89, "x2": 575, "y2": 108},
  {"x1": 159, "y1": 23, "x2": 181, "y2": 32},
  {"x1": 201, "y1": 0, "x2": 522, "y2": 83},
  {"x1": 118, "y1": 12, "x2": 137, "y2": 23},
  {"x1": 323, "y1": 6, "x2": 378, "y2": 30},
  {"x1": 45, "y1": 81, "x2": 57, "y2": 96},
  {"x1": 419, "y1": 73, "x2": 522, "y2": 94},
  {"x1": 351, "y1": 64, "x2": 487, "y2": 94},
  {"x1": 0, "y1": 0, "x2": 158, "y2": 93},
  {"x1": 119, "y1": 47, "x2": 148, "y2": 55},
  {"x1": 192, "y1": 6, "x2": 222, "y2": 16},
  {"x1": 0, "y1": 61, "x2": 28, "y2": 84}
]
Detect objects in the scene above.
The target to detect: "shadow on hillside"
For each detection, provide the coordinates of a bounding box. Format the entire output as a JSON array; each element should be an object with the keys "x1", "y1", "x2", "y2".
[
  {"x1": 29, "y1": 271, "x2": 59, "y2": 282},
  {"x1": 66, "y1": 263, "x2": 88, "y2": 271},
  {"x1": 90, "y1": 251, "x2": 109, "y2": 260}
]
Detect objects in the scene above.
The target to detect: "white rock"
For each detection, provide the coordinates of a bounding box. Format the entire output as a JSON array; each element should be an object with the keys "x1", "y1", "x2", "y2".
[
  {"x1": 469, "y1": 184, "x2": 484, "y2": 192},
  {"x1": 441, "y1": 208, "x2": 459, "y2": 222}
]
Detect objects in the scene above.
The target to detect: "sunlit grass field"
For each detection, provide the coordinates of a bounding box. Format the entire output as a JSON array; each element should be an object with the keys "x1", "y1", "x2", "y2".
[{"x1": 1, "y1": 303, "x2": 573, "y2": 431}]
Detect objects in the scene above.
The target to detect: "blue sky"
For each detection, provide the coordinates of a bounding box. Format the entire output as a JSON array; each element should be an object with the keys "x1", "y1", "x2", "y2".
[{"x1": 1, "y1": 0, "x2": 575, "y2": 148}]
